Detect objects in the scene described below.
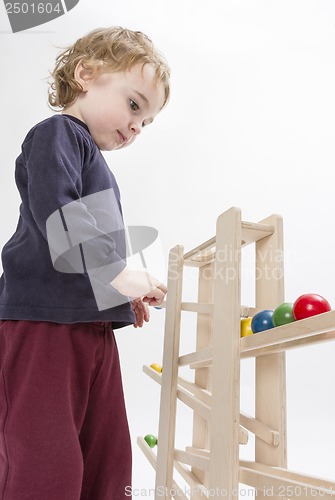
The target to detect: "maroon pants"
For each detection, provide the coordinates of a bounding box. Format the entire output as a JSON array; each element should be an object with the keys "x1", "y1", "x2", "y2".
[{"x1": 0, "y1": 320, "x2": 132, "y2": 500}]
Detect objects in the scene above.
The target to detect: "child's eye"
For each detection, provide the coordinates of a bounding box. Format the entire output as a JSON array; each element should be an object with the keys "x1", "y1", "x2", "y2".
[{"x1": 130, "y1": 99, "x2": 139, "y2": 111}]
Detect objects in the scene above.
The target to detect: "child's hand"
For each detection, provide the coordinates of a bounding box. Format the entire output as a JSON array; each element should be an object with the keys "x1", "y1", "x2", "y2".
[
  {"x1": 111, "y1": 267, "x2": 167, "y2": 305},
  {"x1": 131, "y1": 298, "x2": 150, "y2": 328}
]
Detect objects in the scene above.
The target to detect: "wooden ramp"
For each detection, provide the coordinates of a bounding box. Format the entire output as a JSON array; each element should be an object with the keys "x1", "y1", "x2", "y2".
[{"x1": 138, "y1": 207, "x2": 335, "y2": 499}]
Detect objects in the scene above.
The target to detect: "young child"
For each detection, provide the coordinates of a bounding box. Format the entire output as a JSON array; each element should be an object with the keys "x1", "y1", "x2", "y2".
[{"x1": 0, "y1": 27, "x2": 170, "y2": 499}]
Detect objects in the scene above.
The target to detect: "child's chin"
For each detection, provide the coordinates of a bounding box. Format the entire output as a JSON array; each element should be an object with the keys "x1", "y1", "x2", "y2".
[
  {"x1": 101, "y1": 143, "x2": 123, "y2": 151},
  {"x1": 114, "y1": 142, "x2": 131, "y2": 151}
]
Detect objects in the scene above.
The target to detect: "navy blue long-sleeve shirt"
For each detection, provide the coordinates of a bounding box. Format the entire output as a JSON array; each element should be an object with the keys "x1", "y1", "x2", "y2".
[{"x1": 0, "y1": 114, "x2": 135, "y2": 328}]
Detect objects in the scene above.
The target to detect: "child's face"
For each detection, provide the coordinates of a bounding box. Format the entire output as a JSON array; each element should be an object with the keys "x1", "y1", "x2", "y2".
[{"x1": 67, "y1": 63, "x2": 166, "y2": 151}]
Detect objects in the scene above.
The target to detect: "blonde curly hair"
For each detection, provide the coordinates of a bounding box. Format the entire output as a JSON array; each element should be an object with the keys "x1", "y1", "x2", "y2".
[{"x1": 48, "y1": 27, "x2": 170, "y2": 110}]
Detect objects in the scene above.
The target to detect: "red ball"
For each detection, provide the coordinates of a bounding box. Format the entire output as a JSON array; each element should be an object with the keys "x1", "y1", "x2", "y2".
[{"x1": 292, "y1": 294, "x2": 331, "y2": 320}]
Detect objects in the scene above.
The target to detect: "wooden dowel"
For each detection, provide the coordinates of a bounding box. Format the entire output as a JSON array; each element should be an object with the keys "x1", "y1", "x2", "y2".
[{"x1": 183, "y1": 221, "x2": 274, "y2": 263}]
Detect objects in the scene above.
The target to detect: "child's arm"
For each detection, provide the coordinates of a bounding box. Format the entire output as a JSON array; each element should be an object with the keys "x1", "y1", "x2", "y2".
[{"x1": 110, "y1": 267, "x2": 167, "y2": 306}]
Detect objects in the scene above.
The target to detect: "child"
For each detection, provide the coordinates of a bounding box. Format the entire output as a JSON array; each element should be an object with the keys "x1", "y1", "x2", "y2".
[{"x1": 0, "y1": 27, "x2": 170, "y2": 499}]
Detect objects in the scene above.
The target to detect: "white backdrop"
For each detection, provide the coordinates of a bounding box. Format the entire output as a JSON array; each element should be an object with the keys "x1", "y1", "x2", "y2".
[{"x1": 1, "y1": 1, "x2": 335, "y2": 497}]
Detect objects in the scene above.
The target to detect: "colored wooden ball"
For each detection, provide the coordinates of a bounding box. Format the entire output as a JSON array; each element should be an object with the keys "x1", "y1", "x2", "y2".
[
  {"x1": 293, "y1": 294, "x2": 331, "y2": 320},
  {"x1": 251, "y1": 310, "x2": 274, "y2": 333},
  {"x1": 240, "y1": 317, "x2": 253, "y2": 337},
  {"x1": 144, "y1": 434, "x2": 157, "y2": 448},
  {"x1": 150, "y1": 363, "x2": 162, "y2": 373},
  {"x1": 272, "y1": 302, "x2": 295, "y2": 327}
]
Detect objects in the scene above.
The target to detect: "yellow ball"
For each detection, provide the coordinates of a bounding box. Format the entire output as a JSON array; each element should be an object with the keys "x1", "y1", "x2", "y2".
[
  {"x1": 240, "y1": 317, "x2": 253, "y2": 337},
  {"x1": 150, "y1": 363, "x2": 162, "y2": 373}
]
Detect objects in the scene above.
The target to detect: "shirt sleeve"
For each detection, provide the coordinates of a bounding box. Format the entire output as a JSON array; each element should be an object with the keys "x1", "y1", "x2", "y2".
[{"x1": 22, "y1": 117, "x2": 127, "y2": 283}]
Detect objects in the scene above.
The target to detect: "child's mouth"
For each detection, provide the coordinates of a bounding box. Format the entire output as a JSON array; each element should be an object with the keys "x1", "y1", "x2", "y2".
[{"x1": 117, "y1": 131, "x2": 127, "y2": 144}]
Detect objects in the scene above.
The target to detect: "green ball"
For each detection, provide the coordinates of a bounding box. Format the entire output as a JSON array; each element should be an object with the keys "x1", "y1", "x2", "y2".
[
  {"x1": 272, "y1": 302, "x2": 295, "y2": 327},
  {"x1": 144, "y1": 434, "x2": 157, "y2": 448}
]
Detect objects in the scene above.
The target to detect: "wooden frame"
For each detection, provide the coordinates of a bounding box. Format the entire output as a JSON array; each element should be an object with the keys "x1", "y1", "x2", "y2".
[{"x1": 138, "y1": 207, "x2": 335, "y2": 499}]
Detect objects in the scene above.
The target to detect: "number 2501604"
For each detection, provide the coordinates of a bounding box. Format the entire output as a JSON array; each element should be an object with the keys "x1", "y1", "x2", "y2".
[{"x1": 5, "y1": 3, "x2": 62, "y2": 14}]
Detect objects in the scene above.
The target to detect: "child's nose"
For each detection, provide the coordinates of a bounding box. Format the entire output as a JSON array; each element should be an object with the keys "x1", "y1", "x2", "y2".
[{"x1": 130, "y1": 120, "x2": 142, "y2": 135}]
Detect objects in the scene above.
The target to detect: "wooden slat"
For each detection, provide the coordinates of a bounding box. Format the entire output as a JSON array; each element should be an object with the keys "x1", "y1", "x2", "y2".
[
  {"x1": 255, "y1": 214, "x2": 286, "y2": 500},
  {"x1": 190, "y1": 261, "x2": 213, "y2": 495},
  {"x1": 241, "y1": 310, "x2": 335, "y2": 358},
  {"x1": 143, "y1": 364, "x2": 162, "y2": 384},
  {"x1": 155, "y1": 300, "x2": 260, "y2": 318},
  {"x1": 189, "y1": 359, "x2": 213, "y2": 370},
  {"x1": 144, "y1": 367, "x2": 272, "y2": 448},
  {"x1": 179, "y1": 347, "x2": 213, "y2": 367},
  {"x1": 209, "y1": 207, "x2": 241, "y2": 495},
  {"x1": 177, "y1": 386, "x2": 248, "y2": 445},
  {"x1": 180, "y1": 316, "x2": 335, "y2": 367},
  {"x1": 155, "y1": 245, "x2": 184, "y2": 498},
  {"x1": 177, "y1": 375, "x2": 212, "y2": 407},
  {"x1": 174, "y1": 449, "x2": 210, "y2": 471},
  {"x1": 143, "y1": 365, "x2": 248, "y2": 445},
  {"x1": 173, "y1": 461, "x2": 209, "y2": 499},
  {"x1": 181, "y1": 302, "x2": 213, "y2": 314},
  {"x1": 177, "y1": 386, "x2": 210, "y2": 421},
  {"x1": 240, "y1": 412, "x2": 280, "y2": 446},
  {"x1": 143, "y1": 365, "x2": 212, "y2": 406},
  {"x1": 137, "y1": 436, "x2": 158, "y2": 471},
  {"x1": 177, "y1": 312, "x2": 335, "y2": 366},
  {"x1": 240, "y1": 460, "x2": 335, "y2": 498},
  {"x1": 153, "y1": 301, "x2": 213, "y2": 314},
  {"x1": 137, "y1": 437, "x2": 189, "y2": 500},
  {"x1": 240, "y1": 460, "x2": 335, "y2": 491},
  {"x1": 185, "y1": 446, "x2": 209, "y2": 459}
]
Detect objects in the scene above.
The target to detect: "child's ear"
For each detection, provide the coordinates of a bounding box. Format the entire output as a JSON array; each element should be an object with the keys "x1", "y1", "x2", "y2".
[{"x1": 74, "y1": 61, "x2": 96, "y2": 92}]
